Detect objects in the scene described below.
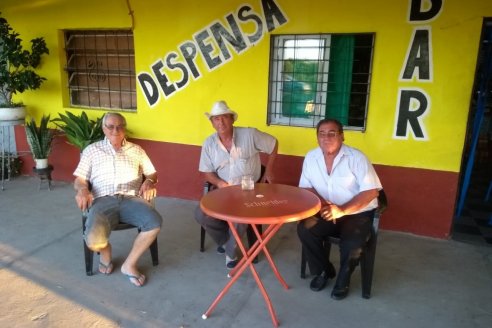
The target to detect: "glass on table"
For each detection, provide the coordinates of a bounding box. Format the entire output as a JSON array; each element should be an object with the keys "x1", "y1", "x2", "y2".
[{"x1": 241, "y1": 175, "x2": 254, "y2": 190}]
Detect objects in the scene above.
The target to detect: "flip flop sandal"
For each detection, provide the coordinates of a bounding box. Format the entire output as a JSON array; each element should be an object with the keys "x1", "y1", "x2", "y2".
[
  {"x1": 98, "y1": 261, "x2": 114, "y2": 275},
  {"x1": 124, "y1": 274, "x2": 146, "y2": 287}
]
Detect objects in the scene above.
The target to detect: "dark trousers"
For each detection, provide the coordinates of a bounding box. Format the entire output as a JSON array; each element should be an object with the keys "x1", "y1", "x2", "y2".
[{"x1": 297, "y1": 210, "x2": 374, "y2": 288}]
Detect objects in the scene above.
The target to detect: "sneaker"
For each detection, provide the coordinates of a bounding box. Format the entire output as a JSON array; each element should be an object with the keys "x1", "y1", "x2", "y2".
[
  {"x1": 216, "y1": 245, "x2": 225, "y2": 254},
  {"x1": 226, "y1": 255, "x2": 238, "y2": 269}
]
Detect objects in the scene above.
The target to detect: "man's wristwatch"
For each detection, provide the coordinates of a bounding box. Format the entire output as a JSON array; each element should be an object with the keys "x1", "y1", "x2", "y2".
[{"x1": 145, "y1": 177, "x2": 157, "y2": 184}]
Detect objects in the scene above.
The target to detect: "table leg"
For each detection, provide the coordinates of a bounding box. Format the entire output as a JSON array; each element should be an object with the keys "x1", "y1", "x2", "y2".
[
  {"x1": 229, "y1": 224, "x2": 289, "y2": 290},
  {"x1": 251, "y1": 224, "x2": 289, "y2": 290},
  {"x1": 228, "y1": 223, "x2": 276, "y2": 277},
  {"x1": 202, "y1": 222, "x2": 282, "y2": 327}
]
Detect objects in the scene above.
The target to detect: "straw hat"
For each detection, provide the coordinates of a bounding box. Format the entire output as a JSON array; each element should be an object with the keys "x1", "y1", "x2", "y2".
[{"x1": 205, "y1": 100, "x2": 238, "y2": 122}]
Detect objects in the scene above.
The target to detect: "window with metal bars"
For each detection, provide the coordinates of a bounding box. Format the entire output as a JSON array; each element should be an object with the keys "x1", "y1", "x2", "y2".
[
  {"x1": 64, "y1": 30, "x2": 137, "y2": 111},
  {"x1": 267, "y1": 33, "x2": 374, "y2": 130}
]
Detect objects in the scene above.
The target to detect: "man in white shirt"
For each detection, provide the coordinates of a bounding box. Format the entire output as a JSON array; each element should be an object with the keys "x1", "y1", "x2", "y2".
[
  {"x1": 74, "y1": 112, "x2": 162, "y2": 287},
  {"x1": 297, "y1": 118, "x2": 382, "y2": 300},
  {"x1": 195, "y1": 100, "x2": 278, "y2": 269}
]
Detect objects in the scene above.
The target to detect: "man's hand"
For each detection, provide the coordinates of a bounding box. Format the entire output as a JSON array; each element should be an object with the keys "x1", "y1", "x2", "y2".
[
  {"x1": 139, "y1": 179, "x2": 157, "y2": 201},
  {"x1": 320, "y1": 203, "x2": 345, "y2": 222},
  {"x1": 260, "y1": 167, "x2": 275, "y2": 183},
  {"x1": 203, "y1": 172, "x2": 229, "y2": 189},
  {"x1": 216, "y1": 180, "x2": 230, "y2": 188},
  {"x1": 75, "y1": 188, "x2": 93, "y2": 212}
]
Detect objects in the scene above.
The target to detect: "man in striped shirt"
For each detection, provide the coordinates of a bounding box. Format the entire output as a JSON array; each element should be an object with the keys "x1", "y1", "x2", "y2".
[{"x1": 74, "y1": 112, "x2": 162, "y2": 287}]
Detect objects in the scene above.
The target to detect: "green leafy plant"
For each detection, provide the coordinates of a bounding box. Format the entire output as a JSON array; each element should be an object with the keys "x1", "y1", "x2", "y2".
[
  {"x1": 25, "y1": 114, "x2": 53, "y2": 159},
  {"x1": 52, "y1": 111, "x2": 104, "y2": 151},
  {"x1": 0, "y1": 13, "x2": 49, "y2": 107}
]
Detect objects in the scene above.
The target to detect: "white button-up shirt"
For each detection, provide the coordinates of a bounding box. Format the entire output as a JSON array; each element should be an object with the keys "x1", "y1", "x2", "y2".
[{"x1": 299, "y1": 144, "x2": 382, "y2": 213}]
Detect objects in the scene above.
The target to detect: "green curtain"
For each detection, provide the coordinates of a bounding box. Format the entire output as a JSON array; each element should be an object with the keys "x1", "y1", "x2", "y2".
[
  {"x1": 281, "y1": 60, "x2": 318, "y2": 118},
  {"x1": 325, "y1": 35, "x2": 354, "y2": 125}
]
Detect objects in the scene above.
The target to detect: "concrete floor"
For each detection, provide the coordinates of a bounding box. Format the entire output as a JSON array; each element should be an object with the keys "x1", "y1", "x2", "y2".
[{"x1": 1, "y1": 176, "x2": 491, "y2": 328}]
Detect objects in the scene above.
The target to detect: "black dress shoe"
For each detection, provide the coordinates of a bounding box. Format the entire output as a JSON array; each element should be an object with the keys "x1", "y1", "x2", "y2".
[
  {"x1": 310, "y1": 269, "x2": 336, "y2": 292},
  {"x1": 331, "y1": 286, "x2": 349, "y2": 300}
]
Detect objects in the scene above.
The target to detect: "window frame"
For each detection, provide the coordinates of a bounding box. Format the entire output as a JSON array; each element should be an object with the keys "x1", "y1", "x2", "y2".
[
  {"x1": 63, "y1": 29, "x2": 137, "y2": 112},
  {"x1": 267, "y1": 33, "x2": 375, "y2": 131}
]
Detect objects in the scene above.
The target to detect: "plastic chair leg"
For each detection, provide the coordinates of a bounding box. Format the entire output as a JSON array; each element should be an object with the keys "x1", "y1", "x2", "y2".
[
  {"x1": 200, "y1": 226, "x2": 206, "y2": 252},
  {"x1": 300, "y1": 246, "x2": 307, "y2": 279},
  {"x1": 360, "y1": 235, "x2": 377, "y2": 299},
  {"x1": 150, "y1": 238, "x2": 159, "y2": 266},
  {"x1": 84, "y1": 240, "x2": 94, "y2": 276}
]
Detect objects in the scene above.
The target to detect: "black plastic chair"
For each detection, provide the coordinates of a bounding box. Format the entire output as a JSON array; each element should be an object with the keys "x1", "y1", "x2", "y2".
[
  {"x1": 300, "y1": 189, "x2": 388, "y2": 299},
  {"x1": 82, "y1": 183, "x2": 159, "y2": 276}
]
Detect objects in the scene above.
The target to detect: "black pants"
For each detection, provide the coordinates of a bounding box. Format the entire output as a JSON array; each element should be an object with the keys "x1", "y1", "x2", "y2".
[{"x1": 297, "y1": 210, "x2": 374, "y2": 288}]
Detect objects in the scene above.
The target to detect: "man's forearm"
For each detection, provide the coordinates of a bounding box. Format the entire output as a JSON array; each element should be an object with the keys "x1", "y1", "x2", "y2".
[
  {"x1": 203, "y1": 172, "x2": 226, "y2": 187},
  {"x1": 340, "y1": 189, "x2": 379, "y2": 215},
  {"x1": 265, "y1": 140, "x2": 278, "y2": 172}
]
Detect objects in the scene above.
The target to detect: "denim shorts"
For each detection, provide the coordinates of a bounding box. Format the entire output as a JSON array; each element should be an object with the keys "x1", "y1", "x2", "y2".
[{"x1": 84, "y1": 195, "x2": 162, "y2": 248}]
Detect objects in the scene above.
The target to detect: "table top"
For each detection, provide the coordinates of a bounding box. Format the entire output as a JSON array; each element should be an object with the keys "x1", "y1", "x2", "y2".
[{"x1": 200, "y1": 183, "x2": 321, "y2": 224}]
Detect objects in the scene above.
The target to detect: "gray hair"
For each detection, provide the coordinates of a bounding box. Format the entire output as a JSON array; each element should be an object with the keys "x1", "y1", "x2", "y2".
[{"x1": 102, "y1": 112, "x2": 127, "y2": 126}]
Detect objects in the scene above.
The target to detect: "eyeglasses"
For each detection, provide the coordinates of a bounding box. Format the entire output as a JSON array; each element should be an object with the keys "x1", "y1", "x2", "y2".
[
  {"x1": 318, "y1": 131, "x2": 339, "y2": 139},
  {"x1": 104, "y1": 124, "x2": 126, "y2": 131}
]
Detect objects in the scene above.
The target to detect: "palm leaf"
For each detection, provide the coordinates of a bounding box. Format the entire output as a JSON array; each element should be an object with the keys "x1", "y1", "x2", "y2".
[{"x1": 52, "y1": 111, "x2": 104, "y2": 151}]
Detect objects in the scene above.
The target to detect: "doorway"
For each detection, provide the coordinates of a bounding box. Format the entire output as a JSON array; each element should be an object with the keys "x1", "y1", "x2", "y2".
[{"x1": 453, "y1": 19, "x2": 492, "y2": 246}]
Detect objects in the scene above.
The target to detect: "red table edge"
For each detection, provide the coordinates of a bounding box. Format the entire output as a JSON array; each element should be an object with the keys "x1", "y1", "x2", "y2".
[{"x1": 200, "y1": 184, "x2": 321, "y2": 224}]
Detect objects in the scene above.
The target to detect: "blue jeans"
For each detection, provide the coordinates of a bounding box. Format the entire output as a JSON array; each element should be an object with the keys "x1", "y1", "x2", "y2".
[{"x1": 84, "y1": 195, "x2": 162, "y2": 249}]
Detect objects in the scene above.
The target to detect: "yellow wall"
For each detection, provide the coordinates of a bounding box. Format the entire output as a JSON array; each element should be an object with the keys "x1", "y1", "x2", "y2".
[{"x1": 2, "y1": 0, "x2": 492, "y2": 172}]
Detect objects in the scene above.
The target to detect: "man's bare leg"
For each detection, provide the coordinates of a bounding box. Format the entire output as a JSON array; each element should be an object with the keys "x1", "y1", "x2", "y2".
[
  {"x1": 121, "y1": 228, "x2": 160, "y2": 286},
  {"x1": 97, "y1": 243, "x2": 113, "y2": 274},
  {"x1": 89, "y1": 241, "x2": 113, "y2": 275}
]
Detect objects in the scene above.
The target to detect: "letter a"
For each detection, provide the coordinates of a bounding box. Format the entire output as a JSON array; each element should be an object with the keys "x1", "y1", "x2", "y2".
[
  {"x1": 401, "y1": 28, "x2": 432, "y2": 81},
  {"x1": 261, "y1": 0, "x2": 288, "y2": 32}
]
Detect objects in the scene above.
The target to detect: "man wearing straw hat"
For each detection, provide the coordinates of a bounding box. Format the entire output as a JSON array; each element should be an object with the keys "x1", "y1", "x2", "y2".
[{"x1": 195, "y1": 100, "x2": 278, "y2": 269}]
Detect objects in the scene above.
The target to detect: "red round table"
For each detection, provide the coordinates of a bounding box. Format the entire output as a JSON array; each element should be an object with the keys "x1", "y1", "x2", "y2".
[{"x1": 200, "y1": 183, "x2": 321, "y2": 327}]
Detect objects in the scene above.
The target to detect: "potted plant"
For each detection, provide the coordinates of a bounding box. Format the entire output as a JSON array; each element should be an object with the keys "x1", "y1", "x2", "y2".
[
  {"x1": 0, "y1": 13, "x2": 49, "y2": 121},
  {"x1": 52, "y1": 111, "x2": 105, "y2": 152},
  {"x1": 25, "y1": 114, "x2": 54, "y2": 169}
]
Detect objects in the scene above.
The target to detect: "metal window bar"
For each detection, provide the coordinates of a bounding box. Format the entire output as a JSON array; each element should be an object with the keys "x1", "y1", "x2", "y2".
[
  {"x1": 116, "y1": 31, "x2": 122, "y2": 109},
  {"x1": 105, "y1": 32, "x2": 112, "y2": 109},
  {"x1": 64, "y1": 30, "x2": 136, "y2": 111}
]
